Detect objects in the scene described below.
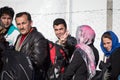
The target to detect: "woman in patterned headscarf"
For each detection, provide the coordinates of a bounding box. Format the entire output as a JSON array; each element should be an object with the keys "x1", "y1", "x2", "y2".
[{"x1": 62, "y1": 25, "x2": 98, "y2": 80}]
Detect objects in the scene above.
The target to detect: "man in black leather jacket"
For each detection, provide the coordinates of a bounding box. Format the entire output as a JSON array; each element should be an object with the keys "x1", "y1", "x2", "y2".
[
  {"x1": 14, "y1": 12, "x2": 49, "y2": 80},
  {"x1": 53, "y1": 18, "x2": 77, "y2": 61}
]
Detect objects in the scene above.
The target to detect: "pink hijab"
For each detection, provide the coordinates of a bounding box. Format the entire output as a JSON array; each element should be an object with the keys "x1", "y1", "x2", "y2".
[{"x1": 76, "y1": 25, "x2": 96, "y2": 79}]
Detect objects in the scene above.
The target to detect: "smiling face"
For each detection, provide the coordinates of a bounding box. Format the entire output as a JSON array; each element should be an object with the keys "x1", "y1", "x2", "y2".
[
  {"x1": 53, "y1": 24, "x2": 66, "y2": 39},
  {"x1": 15, "y1": 14, "x2": 32, "y2": 35},
  {"x1": 102, "y1": 37, "x2": 112, "y2": 51}
]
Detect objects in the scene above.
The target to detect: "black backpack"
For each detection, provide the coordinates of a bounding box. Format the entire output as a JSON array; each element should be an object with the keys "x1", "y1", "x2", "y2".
[
  {"x1": 0, "y1": 22, "x2": 33, "y2": 80},
  {"x1": 46, "y1": 40, "x2": 68, "y2": 80},
  {"x1": 0, "y1": 48, "x2": 34, "y2": 80}
]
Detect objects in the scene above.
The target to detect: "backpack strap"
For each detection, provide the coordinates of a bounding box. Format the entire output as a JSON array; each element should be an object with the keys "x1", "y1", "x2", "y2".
[
  {"x1": 49, "y1": 41, "x2": 56, "y2": 64},
  {"x1": 57, "y1": 46, "x2": 66, "y2": 59}
]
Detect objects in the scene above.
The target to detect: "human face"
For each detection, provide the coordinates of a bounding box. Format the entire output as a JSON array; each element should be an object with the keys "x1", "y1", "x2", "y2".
[
  {"x1": 0, "y1": 14, "x2": 12, "y2": 28},
  {"x1": 15, "y1": 14, "x2": 32, "y2": 35},
  {"x1": 102, "y1": 37, "x2": 112, "y2": 51},
  {"x1": 53, "y1": 24, "x2": 66, "y2": 39}
]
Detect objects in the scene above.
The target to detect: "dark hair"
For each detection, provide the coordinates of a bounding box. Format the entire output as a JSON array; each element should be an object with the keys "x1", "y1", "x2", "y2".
[
  {"x1": 0, "y1": 6, "x2": 14, "y2": 19},
  {"x1": 101, "y1": 32, "x2": 112, "y2": 41},
  {"x1": 53, "y1": 18, "x2": 67, "y2": 29},
  {"x1": 15, "y1": 12, "x2": 32, "y2": 21}
]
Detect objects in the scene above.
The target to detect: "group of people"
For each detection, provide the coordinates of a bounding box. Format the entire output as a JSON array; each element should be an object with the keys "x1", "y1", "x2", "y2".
[{"x1": 0, "y1": 6, "x2": 120, "y2": 80}]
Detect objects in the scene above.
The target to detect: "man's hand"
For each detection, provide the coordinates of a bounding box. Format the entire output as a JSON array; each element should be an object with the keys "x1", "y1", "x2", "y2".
[{"x1": 58, "y1": 31, "x2": 69, "y2": 45}]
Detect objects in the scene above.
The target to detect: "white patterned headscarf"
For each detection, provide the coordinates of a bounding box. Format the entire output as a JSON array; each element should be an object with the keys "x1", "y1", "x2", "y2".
[{"x1": 76, "y1": 25, "x2": 96, "y2": 79}]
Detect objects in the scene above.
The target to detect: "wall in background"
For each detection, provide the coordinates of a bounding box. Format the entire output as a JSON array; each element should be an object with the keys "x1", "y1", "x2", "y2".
[{"x1": 0, "y1": 0, "x2": 120, "y2": 69}]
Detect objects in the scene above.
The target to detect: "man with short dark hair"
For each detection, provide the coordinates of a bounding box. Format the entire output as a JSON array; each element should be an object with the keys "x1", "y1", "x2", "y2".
[
  {"x1": 53, "y1": 18, "x2": 77, "y2": 60},
  {"x1": 15, "y1": 12, "x2": 49, "y2": 80}
]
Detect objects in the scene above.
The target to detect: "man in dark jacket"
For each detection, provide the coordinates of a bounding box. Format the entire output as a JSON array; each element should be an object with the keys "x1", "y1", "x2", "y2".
[
  {"x1": 53, "y1": 18, "x2": 77, "y2": 60},
  {"x1": 0, "y1": 20, "x2": 33, "y2": 80},
  {"x1": 14, "y1": 12, "x2": 49, "y2": 80}
]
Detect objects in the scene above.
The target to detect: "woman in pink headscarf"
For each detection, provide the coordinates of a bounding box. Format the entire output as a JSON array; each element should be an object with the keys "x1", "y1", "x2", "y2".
[{"x1": 62, "y1": 25, "x2": 99, "y2": 80}]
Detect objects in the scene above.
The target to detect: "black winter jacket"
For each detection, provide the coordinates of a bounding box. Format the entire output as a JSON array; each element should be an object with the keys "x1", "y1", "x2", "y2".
[
  {"x1": 56, "y1": 35, "x2": 77, "y2": 60},
  {"x1": 0, "y1": 38, "x2": 33, "y2": 80},
  {"x1": 62, "y1": 44, "x2": 99, "y2": 80},
  {"x1": 15, "y1": 27, "x2": 49, "y2": 80},
  {"x1": 64, "y1": 35, "x2": 77, "y2": 60},
  {"x1": 108, "y1": 47, "x2": 120, "y2": 80},
  {"x1": 62, "y1": 48, "x2": 88, "y2": 80}
]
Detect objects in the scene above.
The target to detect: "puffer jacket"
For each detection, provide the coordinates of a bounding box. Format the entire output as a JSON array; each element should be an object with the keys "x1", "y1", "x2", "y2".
[{"x1": 14, "y1": 27, "x2": 49, "y2": 80}]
